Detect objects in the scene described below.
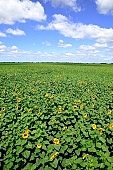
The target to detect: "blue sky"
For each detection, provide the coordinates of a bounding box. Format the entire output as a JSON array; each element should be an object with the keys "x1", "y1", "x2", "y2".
[{"x1": 0, "y1": 0, "x2": 113, "y2": 63}]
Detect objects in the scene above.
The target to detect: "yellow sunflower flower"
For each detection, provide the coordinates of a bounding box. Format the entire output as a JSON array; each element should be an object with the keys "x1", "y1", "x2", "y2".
[
  {"x1": 50, "y1": 152, "x2": 59, "y2": 160},
  {"x1": 15, "y1": 105, "x2": 18, "y2": 110},
  {"x1": 52, "y1": 119, "x2": 56, "y2": 123},
  {"x1": 80, "y1": 103, "x2": 84, "y2": 109},
  {"x1": 1, "y1": 107, "x2": 5, "y2": 111},
  {"x1": 38, "y1": 112, "x2": 42, "y2": 115},
  {"x1": 62, "y1": 126, "x2": 67, "y2": 130},
  {"x1": 37, "y1": 143, "x2": 42, "y2": 148},
  {"x1": 107, "y1": 110, "x2": 112, "y2": 115},
  {"x1": 2, "y1": 90, "x2": 5, "y2": 94},
  {"x1": 17, "y1": 98, "x2": 21, "y2": 102},
  {"x1": 58, "y1": 109, "x2": 62, "y2": 114},
  {"x1": 53, "y1": 138, "x2": 59, "y2": 145},
  {"x1": 92, "y1": 124, "x2": 96, "y2": 129},
  {"x1": 77, "y1": 99, "x2": 81, "y2": 103},
  {"x1": 45, "y1": 93, "x2": 49, "y2": 97},
  {"x1": 73, "y1": 105, "x2": 77, "y2": 110},
  {"x1": 98, "y1": 128, "x2": 103, "y2": 132},
  {"x1": 22, "y1": 133, "x2": 28, "y2": 139},
  {"x1": 109, "y1": 123, "x2": 113, "y2": 129},
  {"x1": 83, "y1": 113, "x2": 87, "y2": 118}
]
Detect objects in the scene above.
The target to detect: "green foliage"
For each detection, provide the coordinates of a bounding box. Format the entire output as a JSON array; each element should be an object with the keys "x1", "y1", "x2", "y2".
[{"x1": 0, "y1": 63, "x2": 113, "y2": 170}]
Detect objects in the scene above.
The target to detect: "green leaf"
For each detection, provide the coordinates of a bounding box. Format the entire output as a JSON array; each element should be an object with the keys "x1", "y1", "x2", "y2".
[
  {"x1": 16, "y1": 146, "x2": 24, "y2": 154},
  {"x1": 88, "y1": 147, "x2": 96, "y2": 152},
  {"x1": 67, "y1": 148, "x2": 73, "y2": 153},
  {"x1": 22, "y1": 150, "x2": 30, "y2": 159},
  {"x1": 62, "y1": 145, "x2": 68, "y2": 151},
  {"x1": 102, "y1": 145, "x2": 107, "y2": 151},
  {"x1": 36, "y1": 158, "x2": 41, "y2": 167},
  {"x1": 99, "y1": 137, "x2": 105, "y2": 143},
  {"x1": 62, "y1": 158, "x2": 67, "y2": 167},
  {"x1": 41, "y1": 156, "x2": 49, "y2": 164},
  {"x1": 75, "y1": 158, "x2": 82, "y2": 164},
  {"x1": 50, "y1": 158, "x2": 58, "y2": 168},
  {"x1": 96, "y1": 142, "x2": 101, "y2": 148},
  {"x1": 22, "y1": 163, "x2": 34, "y2": 170},
  {"x1": 44, "y1": 166, "x2": 53, "y2": 170},
  {"x1": 54, "y1": 144, "x2": 61, "y2": 151},
  {"x1": 4, "y1": 162, "x2": 13, "y2": 169},
  {"x1": 40, "y1": 151, "x2": 45, "y2": 158},
  {"x1": 76, "y1": 136, "x2": 81, "y2": 142},
  {"x1": 75, "y1": 149, "x2": 81, "y2": 156},
  {"x1": 26, "y1": 141, "x2": 32, "y2": 149}
]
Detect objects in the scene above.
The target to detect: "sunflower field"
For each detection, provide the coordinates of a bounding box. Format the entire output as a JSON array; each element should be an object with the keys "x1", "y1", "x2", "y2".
[{"x1": 0, "y1": 63, "x2": 113, "y2": 170}]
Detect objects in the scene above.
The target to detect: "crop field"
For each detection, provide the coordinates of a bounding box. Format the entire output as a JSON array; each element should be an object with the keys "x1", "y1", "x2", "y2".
[{"x1": 0, "y1": 63, "x2": 113, "y2": 170}]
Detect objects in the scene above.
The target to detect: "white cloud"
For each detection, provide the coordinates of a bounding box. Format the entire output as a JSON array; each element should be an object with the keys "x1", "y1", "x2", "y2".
[
  {"x1": 38, "y1": 14, "x2": 113, "y2": 43},
  {"x1": 6, "y1": 28, "x2": 26, "y2": 36},
  {"x1": 79, "y1": 45, "x2": 96, "y2": 51},
  {"x1": 0, "y1": 0, "x2": 46, "y2": 24},
  {"x1": 95, "y1": 0, "x2": 113, "y2": 14},
  {"x1": 94, "y1": 43, "x2": 108, "y2": 48},
  {"x1": 44, "y1": 0, "x2": 81, "y2": 11},
  {"x1": 0, "y1": 43, "x2": 7, "y2": 52},
  {"x1": 0, "y1": 42, "x2": 113, "y2": 63},
  {"x1": 0, "y1": 31, "x2": 7, "y2": 37},
  {"x1": 76, "y1": 43, "x2": 113, "y2": 63},
  {"x1": 65, "y1": 52, "x2": 74, "y2": 56},
  {"x1": 11, "y1": 46, "x2": 18, "y2": 50},
  {"x1": 42, "y1": 41, "x2": 51, "y2": 46},
  {"x1": 58, "y1": 39, "x2": 72, "y2": 48}
]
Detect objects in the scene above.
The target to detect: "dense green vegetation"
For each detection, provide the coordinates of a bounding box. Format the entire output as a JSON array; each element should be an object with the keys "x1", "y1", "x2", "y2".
[{"x1": 0, "y1": 63, "x2": 113, "y2": 170}]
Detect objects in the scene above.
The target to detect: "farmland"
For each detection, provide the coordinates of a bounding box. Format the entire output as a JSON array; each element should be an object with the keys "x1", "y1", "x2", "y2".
[{"x1": 0, "y1": 63, "x2": 113, "y2": 170}]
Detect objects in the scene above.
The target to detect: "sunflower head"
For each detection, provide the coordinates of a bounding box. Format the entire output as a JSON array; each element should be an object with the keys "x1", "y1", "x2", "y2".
[
  {"x1": 73, "y1": 105, "x2": 77, "y2": 110},
  {"x1": 50, "y1": 152, "x2": 59, "y2": 160},
  {"x1": 1, "y1": 107, "x2": 5, "y2": 111},
  {"x1": 109, "y1": 123, "x2": 113, "y2": 129},
  {"x1": 52, "y1": 119, "x2": 56, "y2": 123},
  {"x1": 108, "y1": 110, "x2": 112, "y2": 115},
  {"x1": 22, "y1": 133, "x2": 28, "y2": 139},
  {"x1": 37, "y1": 143, "x2": 42, "y2": 148},
  {"x1": 83, "y1": 113, "x2": 87, "y2": 118},
  {"x1": 53, "y1": 138, "x2": 59, "y2": 145},
  {"x1": 98, "y1": 128, "x2": 103, "y2": 132},
  {"x1": 17, "y1": 98, "x2": 21, "y2": 102},
  {"x1": 92, "y1": 124, "x2": 96, "y2": 129},
  {"x1": 62, "y1": 126, "x2": 67, "y2": 130},
  {"x1": 45, "y1": 93, "x2": 49, "y2": 97}
]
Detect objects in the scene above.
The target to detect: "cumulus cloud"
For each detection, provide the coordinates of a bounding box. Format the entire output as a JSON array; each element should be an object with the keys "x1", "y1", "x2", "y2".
[
  {"x1": 94, "y1": 43, "x2": 108, "y2": 48},
  {"x1": 42, "y1": 41, "x2": 51, "y2": 46},
  {"x1": 0, "y1": 42, "x2": 7, "y2": 52},
  {"x1": 6, "y1": 28, "x2": 26, "y2": 36},
  {"x1": 58, "y1": 39, "x2": 72, "y2": 48},
  {"x1": 38, "y1": 14, "x2": 113, "y2": 43},
  {"x1": 0, "y1": 0, "x2": 46, "y2": 24},
  {"x1": 0, "y1": 31, "x2": 7, "y2": 37},
  {"x1": 65, "y1": 52, "x2": 74, "y2": 56},
  {"x1": 11, "y1": 46, "x2": 18, "y2": 50},
  {"x1": 76, "y1": 42, "x2": 113, "y2": 63},
  {"x1": 44, "y1": 0, "x2": 81, "y2": 11},
  {"x1": 95, "y1": 0, "x2": 113, "y2": 14},
  {"x1": 79, "y1": 45, "x2": 96, "y2": 51}
]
